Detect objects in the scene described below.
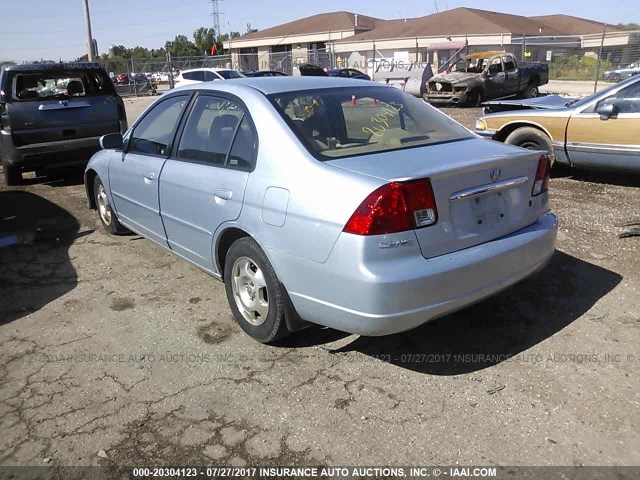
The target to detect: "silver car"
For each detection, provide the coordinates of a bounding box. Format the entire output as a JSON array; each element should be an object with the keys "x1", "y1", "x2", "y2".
[
  {"x1": 603, "y1": 63, "x2": 640, "y2": 82},
  {"x1": 85, "y1": 77, "x2": 557, "y2": 343}
]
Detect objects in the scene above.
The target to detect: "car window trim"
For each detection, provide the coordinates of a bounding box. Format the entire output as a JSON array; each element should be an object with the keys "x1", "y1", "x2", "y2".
[
  {"x1": 169, "y1": 90, "x2": 258, "y2": 172},
  {"x1": 124, "y1": 92, "x2": 194, "y2": 157}
]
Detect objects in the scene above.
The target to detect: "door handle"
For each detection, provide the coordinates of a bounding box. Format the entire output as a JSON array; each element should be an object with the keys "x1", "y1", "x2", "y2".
[
  {"x1": 214, "y1": 189, "x2": 233, "y2": 201},
  {"x1": 143, "y1": 172, "x2": 155, "y2": 181}
]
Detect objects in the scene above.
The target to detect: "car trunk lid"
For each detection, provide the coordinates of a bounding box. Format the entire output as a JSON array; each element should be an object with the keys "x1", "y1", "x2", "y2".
[
  {"x1": 7, "y1": 96, "x2": 121, "y2": 147},
  {"x1": 329, "y1": 138, "x2": 548, "y2": 258}
]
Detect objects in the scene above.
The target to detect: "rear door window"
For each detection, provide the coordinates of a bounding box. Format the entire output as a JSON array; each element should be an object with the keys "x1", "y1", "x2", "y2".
[{"x1": 177, "y1": 95, "x2": 256, "y2": 169}]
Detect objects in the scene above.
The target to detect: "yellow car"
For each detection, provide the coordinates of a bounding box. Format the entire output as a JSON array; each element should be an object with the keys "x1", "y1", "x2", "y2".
[{"x1": 475, "y1": 75, "x2": 640, "y2": 173}]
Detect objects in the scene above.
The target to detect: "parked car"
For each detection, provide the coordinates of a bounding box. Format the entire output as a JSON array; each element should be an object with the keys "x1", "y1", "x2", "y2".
[
  {"x1": 151, "y1": 72, "x2": 170, "y2": 83},
  {"x1": 603, "y1": 63, "x2": 640, "y2": 82},
  {"x1": 374, "y1": 61, "x2": 434, "y2": 97},
  {"x1": 327, "y1": 68, "x2": 371, "y2": 80},
  {"x1": 173, "y1": 68, "x2": 245, "y2": 88},
  {"x1": 85, "y1": 77, "x2": 557, "y2": 343},
  {"x1": 242, "y1": 70, "x2": 287, "y2": 77},
  {"x1": 115, "y1": 73, "x2": 129, "y2": 85},
  {"x1": 0, "y1": 62, "x2": 127, "y2": 185},
  {"x1": 475, "y1": 74, "x2": 640, "y2": 173},
  {"x1": 425, "y1": 51, "x2": 549, "y2": 106},
  {"x1": 298, "y1": 65, "x2": 370, "y2": 81}
]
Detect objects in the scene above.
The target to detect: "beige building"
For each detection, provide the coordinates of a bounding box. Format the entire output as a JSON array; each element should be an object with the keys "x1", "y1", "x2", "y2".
[
  {"x1": 224, "y1": 11, "x2": 384, "y2": 73},
  {"x1": 224, "y1": 7, "x2": 637, "y2": 75}
]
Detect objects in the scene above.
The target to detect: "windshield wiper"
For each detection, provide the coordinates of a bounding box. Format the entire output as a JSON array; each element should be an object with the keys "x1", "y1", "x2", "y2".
[{"x1": 400, "y1": 135, "x2": 430, "y2": 144}]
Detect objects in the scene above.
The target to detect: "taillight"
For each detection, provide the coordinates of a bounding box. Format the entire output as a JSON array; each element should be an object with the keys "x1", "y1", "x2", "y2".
[
  {"x1": 0, "y1": 103, "x2": 6, "y2": 130},
  {"x1": 532, "y1": 154, "x2": 551, "y2": 196},
  {"x1": 343, "y1": 179, "x2": 438, "y2": 236}
]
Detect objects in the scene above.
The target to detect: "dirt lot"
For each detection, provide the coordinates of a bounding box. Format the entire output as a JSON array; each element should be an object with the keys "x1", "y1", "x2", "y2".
[{"x1": 1, "y1": 98, "x2": 639, "y2": 473}]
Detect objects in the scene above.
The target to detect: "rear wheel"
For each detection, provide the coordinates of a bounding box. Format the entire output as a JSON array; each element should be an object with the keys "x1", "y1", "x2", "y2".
[
  {"x1": 2, "y1": 159, "x2": 22, "y2": 186},
  {"x1": 522, "y1": 83, "x2": 539, "y2": 99},
  {"x1": 610, "y1": 73, "x2": 621, "y2": 83},
  {"x1": 224, "y1": 237, "x2": 290, "y2": 343},
  {"x1": 94, "y1": 176, "x2": 128, "y2": 234},
  {"x1": 504, "y1": 127, "x2": 555, "y2": 166}
]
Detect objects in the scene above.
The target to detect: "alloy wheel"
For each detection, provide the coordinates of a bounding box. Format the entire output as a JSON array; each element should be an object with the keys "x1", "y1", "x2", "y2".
[{"x1": 231, "y1": 256, "x2": 269, "y2": 326}]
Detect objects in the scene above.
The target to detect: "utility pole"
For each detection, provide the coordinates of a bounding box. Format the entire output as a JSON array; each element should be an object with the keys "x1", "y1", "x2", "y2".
[
  {"x1": 211, "y1": 0, "x2": 221, "y2": 37},
  {"x1": 83, "y1": 0, "x2": 95, "y2": 61}
]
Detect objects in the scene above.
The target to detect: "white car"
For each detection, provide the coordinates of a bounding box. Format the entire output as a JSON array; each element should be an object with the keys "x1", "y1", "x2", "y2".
[{"x1": 173, "y1": 68, "x2": 245, "y2": 88}]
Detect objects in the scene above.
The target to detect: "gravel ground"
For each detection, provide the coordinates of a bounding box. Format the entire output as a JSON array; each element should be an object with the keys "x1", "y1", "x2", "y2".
[{"x1": 0, "y1": 99, "x2": 638, "y2": 473}]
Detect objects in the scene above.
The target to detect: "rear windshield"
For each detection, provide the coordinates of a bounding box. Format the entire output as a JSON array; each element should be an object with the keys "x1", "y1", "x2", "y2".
[
  {"x1": 6, "y1": 69, "x2": 115, "y2": 101},
  {"x1": 217, "y1": 70, "x2": 244, "y2": 79},
  {"x1": 268, "y1": 86, "x2": 472, "y2": 159}
]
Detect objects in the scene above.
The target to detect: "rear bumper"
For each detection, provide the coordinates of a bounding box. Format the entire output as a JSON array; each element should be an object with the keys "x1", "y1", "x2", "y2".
[
  {"x1": 272, "y1": 212, "x2": 557, "y2": 336},
  {"x1": 0, "y1": 132, "x2": 101, "y2": 170}
]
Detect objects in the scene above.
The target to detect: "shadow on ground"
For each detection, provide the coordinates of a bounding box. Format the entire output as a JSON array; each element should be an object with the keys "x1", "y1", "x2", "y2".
[
  {"x1": 0, "y1": 191, "x2": 85, "y2": 325},
  {"x1": 19, "y1": 166, "x2": 85, "y2": 187},
  {"x1": 565, "y1": 169, "x2": 640, "y2": 188},
  {"x1": 284, "y1": 251, "x2": 622, "y2": 375}
]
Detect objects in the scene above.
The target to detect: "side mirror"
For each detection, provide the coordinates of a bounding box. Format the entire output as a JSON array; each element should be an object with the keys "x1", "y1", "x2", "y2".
[
  {"x1": 596, "y1": 102, "x2": 617, "y2": 120},
  {"x1": 100, "y1": 133, "x2": 123, "y2": 150}
]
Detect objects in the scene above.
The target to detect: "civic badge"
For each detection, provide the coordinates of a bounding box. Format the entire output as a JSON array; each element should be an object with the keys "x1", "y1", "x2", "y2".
[{"x1": 490, "y1": 168, "x2": 502, "y2": 182}]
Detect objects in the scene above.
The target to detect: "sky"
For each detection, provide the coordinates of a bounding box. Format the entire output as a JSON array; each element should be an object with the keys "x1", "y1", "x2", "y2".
[{"x1": 1, "y1": 0, "x2": 638, "y2": 62}]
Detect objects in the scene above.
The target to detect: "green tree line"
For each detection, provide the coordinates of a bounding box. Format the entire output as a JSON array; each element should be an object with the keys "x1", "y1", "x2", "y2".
[{"x1": 1, "y1": 24, "x2": 258, "y2": 66}]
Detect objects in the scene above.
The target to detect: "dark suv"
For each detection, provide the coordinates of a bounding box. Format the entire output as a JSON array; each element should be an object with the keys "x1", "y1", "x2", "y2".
[{"x1": 0, "y1": 62, "x2": 127, "y2": 185}]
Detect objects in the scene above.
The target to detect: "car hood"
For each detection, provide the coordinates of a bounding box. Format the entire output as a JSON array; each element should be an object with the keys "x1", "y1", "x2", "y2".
[
  {"x1": 429, "y1": 72, "x2": 479, "y2": 84},
  {"x1": 482, "y1": 95, "x2": 576, "y2": 113}
]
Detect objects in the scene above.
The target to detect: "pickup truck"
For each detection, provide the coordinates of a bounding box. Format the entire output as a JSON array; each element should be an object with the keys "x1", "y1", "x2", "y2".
[
  {"x1": 0, "y1": 63, "x2": 127, "y2": 185},
  {"x1": 425, "y1": 51, "x2": 549, "y2": 107}
]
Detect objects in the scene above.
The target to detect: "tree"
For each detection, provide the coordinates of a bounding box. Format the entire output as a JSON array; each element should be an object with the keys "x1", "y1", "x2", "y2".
[
  {"x1": 110, "y1": 45, "x2": 128, "y2": 57},
  {"x1": 213, "y1": 32, "x2": 241, "y2": 54},
  {"x1": 165, "y1": 35, "x2": 200, "y2": 57},
  {"x1": 246, "y1": 23, "x2": 258, "y2": 34},
  {"x1": 193, "y1": 27, "x2": 215, "y2": 55},
  {"x1": 616, "y1": 22, "x2": 640, "y2": 30}
]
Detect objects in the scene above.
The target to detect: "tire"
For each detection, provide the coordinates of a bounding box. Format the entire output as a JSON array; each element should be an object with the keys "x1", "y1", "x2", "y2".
[
  {"x1": 611, "y1": 73, "x2": 621, "y2": 83},
  {"x1": 504, "y1": 127, "x2": 555, "y2": 166},
  {"x1": 2, "y1": 159, "x2": 22, "y2": 186},
  {"x1": 466, "y1": 90, "x2": 483, "y2": 107},
  {"x1": 224, "y1": 237, "x2": 290, "y2": 343},
  {"x1": 94, "y1": 176, "x2": 128, "y2": 235},
  {"x1": 522, "y1": 83, "x2": 539, "y2": 99}
]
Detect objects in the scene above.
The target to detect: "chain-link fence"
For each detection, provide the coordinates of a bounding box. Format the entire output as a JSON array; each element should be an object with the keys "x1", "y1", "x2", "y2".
[
  {"x1": 100, "y1": 30, "x2": 640, "y2": 97},
  {"x1": 510, "y1": 29, "x2": 640, "y2": 92},
  {"x1": 100, "y1": 47, "x2": 336, "y2": 95}
]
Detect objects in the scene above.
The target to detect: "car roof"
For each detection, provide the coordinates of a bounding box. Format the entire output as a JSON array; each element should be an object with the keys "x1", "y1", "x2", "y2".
[
  {"x1": 170, "y1": 76, "x2": 386, "y2": 95},
  {"x1": 181, "y1": 67, "x2": 239, "y2": 73}
]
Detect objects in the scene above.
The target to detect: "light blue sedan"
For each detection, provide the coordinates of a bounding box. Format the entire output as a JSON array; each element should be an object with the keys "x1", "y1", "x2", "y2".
[{"x1": 85, "y1": 77, "x2": 557, "y2": 343}]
